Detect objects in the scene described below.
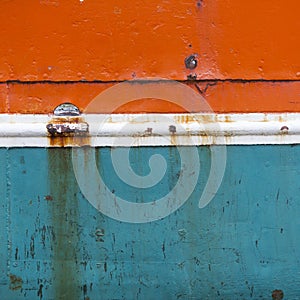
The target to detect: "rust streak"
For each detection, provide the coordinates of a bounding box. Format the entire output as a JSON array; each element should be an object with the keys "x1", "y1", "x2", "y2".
[{"x1": 9, "y1": 274, "x2": 23, "y2": 291}]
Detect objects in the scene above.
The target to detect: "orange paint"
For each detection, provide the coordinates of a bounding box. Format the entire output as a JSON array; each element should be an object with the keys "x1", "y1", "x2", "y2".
[
  {"x1": 0, "y1": 0, "x2": 299, "y2": 81},
  {"x1": 8, "y1": 82, "x2": 113, "y2": 113},
  {"x1": 197, "y1": 0, "x2": 300, "y2": 80},
  {"x1": 0, "y1": 84, "x2": 8, "y2": 112},
  {"x1": 0, "y1": 1, "x2": 299, "y2": 113},
  {"x1": 0, "y1": 0, "x2": 201, "y2": 81},
  {"x1": 3, "y1": 81, "x2": 300, "y2": 113}
]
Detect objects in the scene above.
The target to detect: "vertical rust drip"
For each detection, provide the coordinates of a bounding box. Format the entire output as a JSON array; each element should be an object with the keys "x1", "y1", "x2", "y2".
[{"x1": 47, "y1": 148, "x2": 81, "y2": 300}]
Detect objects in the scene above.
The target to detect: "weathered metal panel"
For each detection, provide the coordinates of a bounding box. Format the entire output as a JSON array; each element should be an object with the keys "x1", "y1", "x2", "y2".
[
  {"x1": 0, "y1": 146, "x2": 299, "y2": 299},
  {"x1": 0, "y1": 1, "x2": 299, "y2": 81},
  {"x1": 0, "y1": 2, "x2": 299, "y2": 300}
]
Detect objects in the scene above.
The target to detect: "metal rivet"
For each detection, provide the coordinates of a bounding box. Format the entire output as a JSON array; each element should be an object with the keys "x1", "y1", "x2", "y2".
[
  {"x1": 53, "y1": 103, "x2": 80, "y2": 116},
  {"x1": 185, "y1": 54, "x2": 198, "y2": 70},
  {"x1": 280, "y1": 126, "x2": 289, "y2": 134}
]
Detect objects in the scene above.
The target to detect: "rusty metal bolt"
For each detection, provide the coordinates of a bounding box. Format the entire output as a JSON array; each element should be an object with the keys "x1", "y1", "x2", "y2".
[
  {"x1": 280, "y1": 126, "x2": 289, "y2": 134},
  {"x1": 46, "y1": 124, "x2": 57, "y2": 135},
  {"x1": 145, "y1": 128, "x2": 153, "y2": 135},
  {"x1": 185, "y1": 54, "x2": 198, "y2": 70},
  {"x1": 169, "y1": 125, "x2": 176, "y2": 134},
  {"x1": 272, "y1": 289, "x2": 284, "y2": 300}
]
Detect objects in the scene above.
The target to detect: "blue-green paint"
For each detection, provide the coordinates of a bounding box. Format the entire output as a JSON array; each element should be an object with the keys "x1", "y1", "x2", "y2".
[{"x1": 0, "y1": 146, "x2": 299, "y2": 299}]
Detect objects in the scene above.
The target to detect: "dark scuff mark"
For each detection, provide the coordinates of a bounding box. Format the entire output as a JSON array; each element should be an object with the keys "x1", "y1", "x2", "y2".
[
  {"x1": 195, "y1": 82, "x2": 217, "y2": 95},
  {"x1": 14, "y1": 247, "x2": 18, "y2": 260},
  {"x1": 82, "y1": 284, "x2": 87, "y2": 296},
  {"x1": 9, "y1": 274, "x2": 23, "y2": 291},
  {"x1": 41, "y1": 225, "x2": 46, "y2": 247},
  {"x1": 194, "y1": 257, "x2": 200, "y2": 266},
  {"x1": 162, "y1": 241, "x2": 166, "y2": 259},
  {"x1": 30, "y1": 235, "x2": 35, "y2": 259},
  {"x1": 276, "y1": 189, "x2": 280, "y2": 201},
  {"x1": 37, "y1": 284, "x2": 43, "y2": 299}
]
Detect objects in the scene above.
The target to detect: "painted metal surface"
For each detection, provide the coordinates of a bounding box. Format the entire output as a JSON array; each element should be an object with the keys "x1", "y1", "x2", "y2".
[
  {"x1": 0, "y1": 0, "x2": 299, "y2": 299},
  {"x1": 2, "y1": 81, "x2": 300, "y2": 114},
  {"x1": 0, "y1": 146, "x2": 299, "y2": 299},
  {"x1": 0, "y1": 1, "x2": 299, "y2": 81},
  {"x1": 0, "y1": 112, "x2": 299, "y2": 147}
]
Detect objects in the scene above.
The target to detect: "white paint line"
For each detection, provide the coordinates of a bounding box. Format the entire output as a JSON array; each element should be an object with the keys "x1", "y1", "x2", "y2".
[{"x1": 0, "y1": 113, "x2": 298, "y2": 147}]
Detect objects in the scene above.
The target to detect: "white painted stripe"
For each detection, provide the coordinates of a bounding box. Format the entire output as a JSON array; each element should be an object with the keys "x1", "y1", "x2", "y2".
[{"x1": 0, "y1": 113, "x2": 298, "y2": 147}]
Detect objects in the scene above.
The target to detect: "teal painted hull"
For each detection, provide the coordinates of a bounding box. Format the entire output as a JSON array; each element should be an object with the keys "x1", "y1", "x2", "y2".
[{"x1": 0, "y1": 146, "x2": 299, "y2": 299}]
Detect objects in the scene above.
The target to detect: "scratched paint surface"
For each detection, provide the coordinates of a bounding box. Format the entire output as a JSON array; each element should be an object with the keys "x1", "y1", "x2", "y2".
[{"x1": 0, "y1": 146, "x2": 300, "y2": 299}]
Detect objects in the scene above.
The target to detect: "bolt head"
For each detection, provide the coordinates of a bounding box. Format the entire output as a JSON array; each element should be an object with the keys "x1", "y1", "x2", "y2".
[{"x1": 185, "y1": 54, "x2": 198, "y2": 70}]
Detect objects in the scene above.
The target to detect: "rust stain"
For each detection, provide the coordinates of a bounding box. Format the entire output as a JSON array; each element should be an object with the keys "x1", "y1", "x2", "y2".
[
  {"x1": 44, "y1": 195, "x2": 53, "y2": 201},
  {"x1": 170, "y1": 134, "x2": 177, "y2": 146},
  {"x1": 224, "y1": 115, "x2": 233, "y2": 122},
  {"x1": 272, "y1": 289, "x2": 284, "y2": 300},
  {"x1": 200, "y1": 115, "x2": 214, "y2": 123},
  {"x1": 174, "y1": 115, "x2": 195, "y2": 124},
  {"x1": 47, "y1": 148, "x2": 81, "y2": 299},
  {"x1": 9, "y1": 274, "x2": 23, "y2": 291},
  {"x1": 49, "y1": 116, "x2": 84, "y2": 124},
  {"x1": 47, "y1": 116, "x2": 91, "y2": 147},
  {"x1": 48, "y1": 136, "x2": 91, "y2": 147},
  {"x1": 173, "y1": 114, "x2": 227, "y2": 125}
]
